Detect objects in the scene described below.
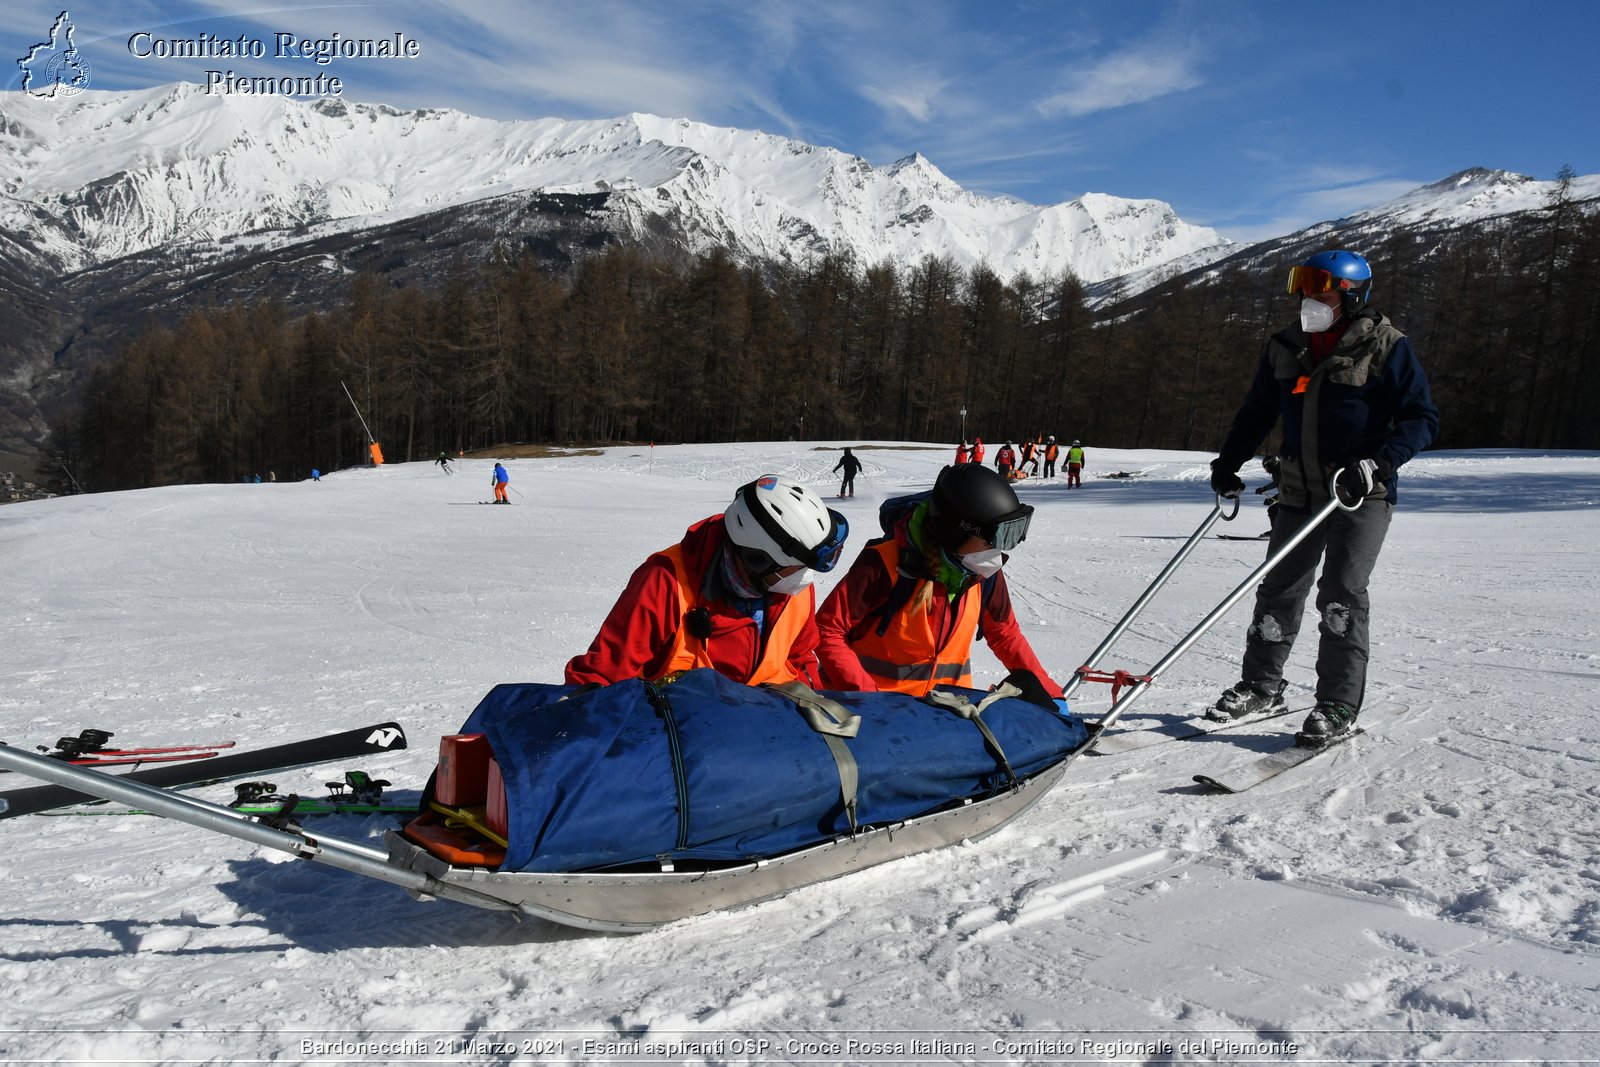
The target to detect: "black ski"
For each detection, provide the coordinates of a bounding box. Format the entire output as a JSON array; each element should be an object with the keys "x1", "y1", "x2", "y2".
[
  {"x1": 1091, "y1": 704, "x2": 1310, "y2": 755},
  {"x1": 0, "y1": 722, "x2": 407, "y2": 819},
  {"x1": 1191, "y1": 702, "x2": 1407, "y2": 793}
]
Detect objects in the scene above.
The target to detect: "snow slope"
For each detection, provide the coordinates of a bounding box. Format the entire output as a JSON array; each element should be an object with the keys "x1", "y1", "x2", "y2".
[{"x1": 2, "y1": 443, "x2": 1598, "y2": 1063}]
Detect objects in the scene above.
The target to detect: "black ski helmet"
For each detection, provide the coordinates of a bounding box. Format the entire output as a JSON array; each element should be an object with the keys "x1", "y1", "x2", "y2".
[{"x1": 928, "y1": 464, "x2": 1034, "y2": 552}]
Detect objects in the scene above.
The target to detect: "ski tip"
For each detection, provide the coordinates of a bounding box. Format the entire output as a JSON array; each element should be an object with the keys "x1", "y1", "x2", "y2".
[
  {"x1": 363, "y1": 723, "x2": 408, "y2": 750},
  {"x1": 1192, "y1": 774, "x2": 1234, "y2": 793}
]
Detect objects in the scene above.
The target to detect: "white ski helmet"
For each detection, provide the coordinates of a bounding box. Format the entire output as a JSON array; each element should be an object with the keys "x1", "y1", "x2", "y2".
[{"x1": 724, "y1": 476, "x2": 849, "y2": 573}]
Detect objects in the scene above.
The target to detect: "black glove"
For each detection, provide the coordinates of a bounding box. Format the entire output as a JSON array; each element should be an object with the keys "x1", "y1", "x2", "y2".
[
  {"x1": 1335, "y1": 454, "x2": 1394, "y2": 503},
  {"x1": 1209, "y1": 459, "x2": 1244, "y2": 498}
]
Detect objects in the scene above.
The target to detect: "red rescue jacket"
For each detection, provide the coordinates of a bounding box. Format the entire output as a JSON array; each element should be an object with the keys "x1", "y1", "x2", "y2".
[
  {"x1": 816, "y1": 520, "x2": 1061, "y2": 698},
  {"x1": 565, "y1": 516, "x2": 821, "y2": 687}
]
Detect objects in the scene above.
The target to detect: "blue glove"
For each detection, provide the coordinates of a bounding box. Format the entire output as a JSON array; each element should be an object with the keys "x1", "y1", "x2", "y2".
[{"x1": 1053, "y1": 698, "x2": 1071, "y2": 717}]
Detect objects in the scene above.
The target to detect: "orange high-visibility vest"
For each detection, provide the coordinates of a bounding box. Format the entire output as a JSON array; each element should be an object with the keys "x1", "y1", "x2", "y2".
[
  {"x1": 652, "y1": 543, "x2": 813, "y2": 685},
  {"x1": 848, "y1": 541, "x2": 980, "y2": 695}
]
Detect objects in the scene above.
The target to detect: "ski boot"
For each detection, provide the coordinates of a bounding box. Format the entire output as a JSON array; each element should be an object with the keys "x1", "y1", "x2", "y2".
[
  {"x1": 1295, "y1": 701, "x2": 1359, "y2": 748},
  {"x1": 1206, "y1": 679, "x2": 1286, "y2": 722}
]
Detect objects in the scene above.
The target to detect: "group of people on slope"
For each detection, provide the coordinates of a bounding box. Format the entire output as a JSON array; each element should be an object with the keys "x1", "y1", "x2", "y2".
[
  {"x1": 566, "y1": 249, "x2": 1436, "y2": 745},
  {"x1": 957, "y1": 437, "x2": 1085, "y2": 488}
]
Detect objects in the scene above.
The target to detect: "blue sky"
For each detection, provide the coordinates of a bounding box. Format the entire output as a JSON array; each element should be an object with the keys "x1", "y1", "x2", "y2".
[{"x1": 6, "y1": 0, "x2": 1597, "y2": 243}]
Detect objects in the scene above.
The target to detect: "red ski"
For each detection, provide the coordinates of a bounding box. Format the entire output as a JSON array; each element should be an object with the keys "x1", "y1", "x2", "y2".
[
  {"x1": 0, "y1": 730, "x2": 237, "y2": 774},
  {"x1": 72, "y1": 741, "x2": 237, "y2": 757},
  {"x1": 60, "y1": 750, "x2": 226, "y2": 768}
]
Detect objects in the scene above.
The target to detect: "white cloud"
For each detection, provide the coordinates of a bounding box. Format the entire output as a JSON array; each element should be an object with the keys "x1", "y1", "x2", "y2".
[
  {"x1": 860, "y1": 74, "x2": 949, "y2": 123},
  {"x1": 1037, "y1": 43, "x2": 1202, "y2": 117},
  {"x1": 1206, "y1": 177, "x2": 1428, "y2": 244}
]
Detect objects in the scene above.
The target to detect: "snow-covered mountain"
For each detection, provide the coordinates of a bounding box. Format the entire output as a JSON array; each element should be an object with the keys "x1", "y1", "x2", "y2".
[
  {"x1": 1100, "y1": 166, "x2": 1600, "y2": 304},
  {"x1": 0, "y1": 83, "x2": 1229, "y2": 285}
]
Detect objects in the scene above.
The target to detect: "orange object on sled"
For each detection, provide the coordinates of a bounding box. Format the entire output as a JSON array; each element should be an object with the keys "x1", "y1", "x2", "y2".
[
  {"x1": 436, "y1": 734, "x2": 491, "y2": 806},
  {"x1": 485, "y1": 758, "x2": 508, "y2": 838},
  {"x1": 400, "y1": 810, "x2": 506, "y2": 868}
]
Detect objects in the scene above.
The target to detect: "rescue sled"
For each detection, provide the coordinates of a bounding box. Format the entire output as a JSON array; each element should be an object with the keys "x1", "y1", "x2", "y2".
[
  {"x1": 0, "y1": 468, "x2": 1370, "y2": 936},
  {"x1": 0, "y1": 673, "x2": 1086, "y2": 934}
]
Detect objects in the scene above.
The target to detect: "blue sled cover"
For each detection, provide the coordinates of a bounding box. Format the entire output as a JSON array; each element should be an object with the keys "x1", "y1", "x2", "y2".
[{"x1": 456, "y1": 668, "x2": 1087, "y2": 873}]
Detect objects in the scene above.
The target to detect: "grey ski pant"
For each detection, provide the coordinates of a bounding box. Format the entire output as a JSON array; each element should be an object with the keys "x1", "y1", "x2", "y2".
[{"x1": 1239, "y1": 499, "x2": 1394, "y2": 709}]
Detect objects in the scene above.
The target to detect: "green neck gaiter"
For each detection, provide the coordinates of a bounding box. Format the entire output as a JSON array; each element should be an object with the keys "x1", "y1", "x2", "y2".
[{"x1": 908, "y1": 503, "x2": 972, "y2": 599}]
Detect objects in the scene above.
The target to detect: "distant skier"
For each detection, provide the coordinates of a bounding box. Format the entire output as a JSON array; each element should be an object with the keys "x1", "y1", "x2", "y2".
[
  {"x1": 1257, "y1": 455, "x2": 1282, "y2": 535},
  {"x1": 1065, "y1": 441, "x2": 1085, "y2": 488},
  {"x1": 1206, "y1": 249, "x2": 1438, "y2": 745},
  {"x1": 954, "y1": 441, "x2": 970, "y2": 465},
  {"x1": 1043, "y1": 436, "x2": 1059, "y2": 478},
  {"x1": 436, "y1": 451, "x2": 452, "y2": 474},
  {"x1": 971, "y1": 437, "x2": 985, "y2": 465},
  {"x1": 834, "y1": 447, "x2": 864, "y2": 498},
  {"x1": 491, "y1": 462, "x2": 509, "y2": 504}
]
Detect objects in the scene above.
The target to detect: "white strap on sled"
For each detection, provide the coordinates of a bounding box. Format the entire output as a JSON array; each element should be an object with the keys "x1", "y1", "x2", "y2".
[
  {"x1": 922, "y1": 683, "x2": 1021, "y2": 790},
  {"x1": 764, "y1": 681, "x2": 861, "y2": 834}
]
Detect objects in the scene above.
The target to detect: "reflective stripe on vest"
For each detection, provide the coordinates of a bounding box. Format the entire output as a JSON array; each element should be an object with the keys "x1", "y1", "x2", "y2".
[
  {"x1": 653, "y1": 543, "x2": 812, "y2": 686},
  {"x1": 849, "y1": 540, "x2": 979, "y2": 696}
]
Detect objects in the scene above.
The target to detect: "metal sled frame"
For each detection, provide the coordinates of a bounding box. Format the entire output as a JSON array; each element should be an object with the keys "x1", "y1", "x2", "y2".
[
  {"x1": 385, "y1": 760, "x2": 1068, "y2": 933},
  {"x1": 0, "y1": 741, "x2": 1068, "y2": 934}
]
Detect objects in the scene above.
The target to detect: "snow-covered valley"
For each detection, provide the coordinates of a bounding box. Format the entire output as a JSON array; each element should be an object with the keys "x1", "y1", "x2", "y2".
[{"x1": 1, "y1": 442, "x2": 1597, "y2": 1063}]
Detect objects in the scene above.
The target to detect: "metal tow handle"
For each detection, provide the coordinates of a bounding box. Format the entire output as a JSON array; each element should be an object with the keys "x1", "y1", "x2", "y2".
[
  {"x1": 0, "y1": 743, "x2": 521, "y2": 914},
  {"x1": 1068, "y1": 468, "x2": 1365, "y2": 761},
  {"x1": 1063, "y1": 491, "x2": 1239, "y2": 701}
]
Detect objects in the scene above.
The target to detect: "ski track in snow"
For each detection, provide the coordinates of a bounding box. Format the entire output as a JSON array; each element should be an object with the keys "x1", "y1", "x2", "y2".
[{"x1": 2, "y1": 443, "x2": 1598, "y2": 1063}]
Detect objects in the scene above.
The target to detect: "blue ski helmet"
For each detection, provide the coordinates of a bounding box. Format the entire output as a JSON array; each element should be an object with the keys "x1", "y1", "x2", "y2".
[{"x1": 1290, "y1": 250, "x2": 1373, "y2": 312}]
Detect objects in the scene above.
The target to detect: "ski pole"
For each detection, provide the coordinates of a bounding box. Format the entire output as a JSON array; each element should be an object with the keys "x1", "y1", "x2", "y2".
[
  {"x1": 0, "y1": 743, "x2": 522, "y2": 915},
  {"x1": 1063, "y1": 492, "x2": 1240, "y2": 700},
  {"x1": 1066, "y1": 469, "x2": 1366, "y2": 763}
]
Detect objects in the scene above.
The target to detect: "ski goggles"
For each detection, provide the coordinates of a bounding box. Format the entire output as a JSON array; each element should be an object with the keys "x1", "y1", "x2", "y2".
[
  {"x1": 958, "y1": 504, "x2": 1034, "y2": 552},
  {"x1": 736, "y1": 482, "x2": 850, "y2": 572},
  {"x1": 1287, "y1": 265, "x2": 1365, "y2": 297}
]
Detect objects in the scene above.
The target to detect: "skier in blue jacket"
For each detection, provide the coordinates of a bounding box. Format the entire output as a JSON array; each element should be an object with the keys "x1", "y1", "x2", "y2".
[{"x1": 1207, "y1": 250, "x2": 1439, "y2": 744}]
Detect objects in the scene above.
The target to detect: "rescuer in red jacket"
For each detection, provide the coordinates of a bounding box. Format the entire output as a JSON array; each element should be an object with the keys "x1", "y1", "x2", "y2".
[
  {"x1": 565, "y1": 476, "x2": 849, "y2": 687},
  {"x1": 816, "y1": 464, "x2": 1063, "y2": 705}
]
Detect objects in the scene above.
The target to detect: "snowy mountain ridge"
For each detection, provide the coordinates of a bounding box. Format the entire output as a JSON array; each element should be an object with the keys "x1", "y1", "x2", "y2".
[
  {"x1": 1096, "y1": 165, "x2": 1600, "y2": 304},
  {"x1": 0, "y1": 83, "x2": 1230, "y2": 284}
]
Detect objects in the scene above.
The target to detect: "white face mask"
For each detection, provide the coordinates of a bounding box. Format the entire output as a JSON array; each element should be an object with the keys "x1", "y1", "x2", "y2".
[
  {"x1": 958, "y1": 548, "x2": 1005, "y2": 579},
  {"x1": 1300, "y1": 297, "x2": 1338, "y2": 334},
  {"x1": 766, "y1": 568, "x2": 815, "y2": 597}
]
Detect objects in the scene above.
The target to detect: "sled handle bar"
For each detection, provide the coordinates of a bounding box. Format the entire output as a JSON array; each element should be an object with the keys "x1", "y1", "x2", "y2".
[
  {"x1": 0, "y1": 744, "x2": 525, "y2": 916},
  {"x1": 1068, "y1": 468, "x2": 1364, "y2": 761},
  {"x1": 1062, "y1": 489, "x2": 1239, "y2": 701}
]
